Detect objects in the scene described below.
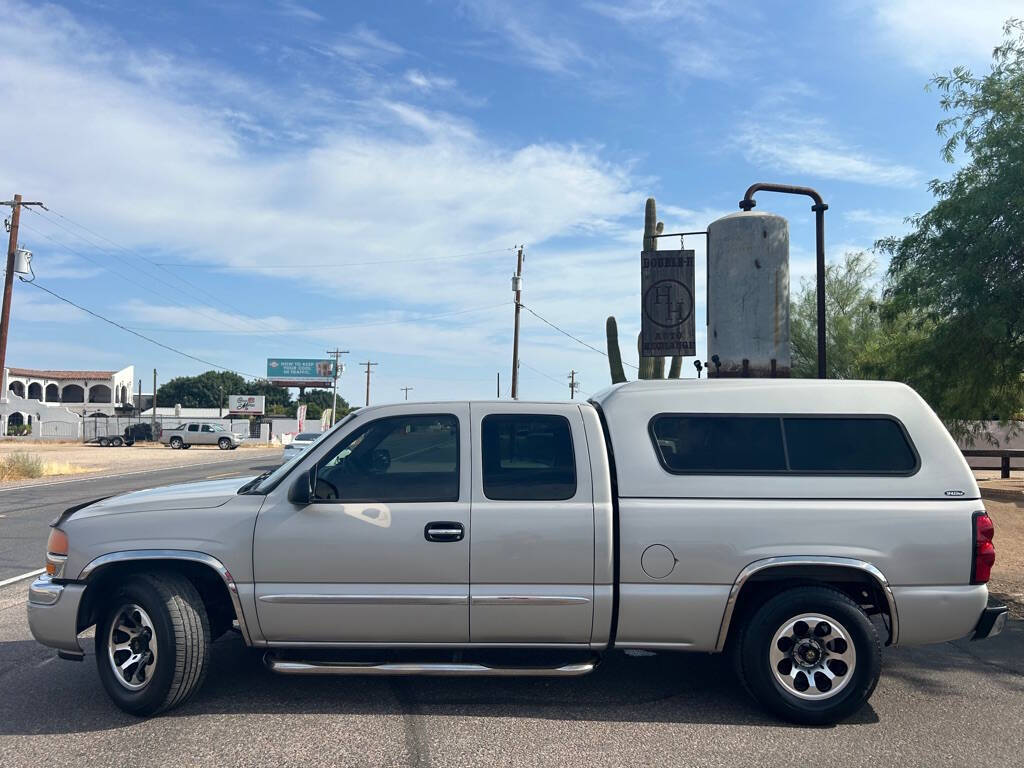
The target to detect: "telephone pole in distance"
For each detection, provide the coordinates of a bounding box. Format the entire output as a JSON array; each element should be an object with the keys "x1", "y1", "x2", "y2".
[
  {"x1": 326, "y1": 348, "x2": 349, "y2": 426},
  {"x1": 400, "y1": 386, "x2": 413, "y2": 401},
  {"x1": 568, "y1": 369, "x2": 580, "y2": 399},
  {"x1": 362, "y1": 361, "x2": 378, "y2": 407},
  {"x1": 510, "y1": 245, "x2": 524, "y2": 400}
]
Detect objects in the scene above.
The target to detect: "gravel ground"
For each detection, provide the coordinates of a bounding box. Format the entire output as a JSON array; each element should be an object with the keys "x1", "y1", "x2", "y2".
[
  {"x1": 985, "y1": 497, "x2": 1024, "y2": 617},
  {"x1": 0, "y1": 441, "x2": 281, "y2": 488}
]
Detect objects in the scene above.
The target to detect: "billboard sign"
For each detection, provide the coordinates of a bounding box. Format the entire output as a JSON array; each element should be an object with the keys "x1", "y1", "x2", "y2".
[
  {"x1": 227, "y1": 395, "x2": 265, "y2": 415},
  {"x1": 640, "y1": 249, "x2": 696, "y2": 358},
  {"x1": 266, "y1": 358, "x2": 336, "y2": 385}
]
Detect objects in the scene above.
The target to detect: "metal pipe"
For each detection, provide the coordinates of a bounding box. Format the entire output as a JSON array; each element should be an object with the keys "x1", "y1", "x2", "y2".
[{"x1": 738, "y1": 183, "x2": 828, "y2": 379}]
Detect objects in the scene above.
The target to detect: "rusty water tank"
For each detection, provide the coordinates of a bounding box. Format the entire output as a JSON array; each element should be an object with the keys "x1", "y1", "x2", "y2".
[{"x1": 706, "y1": 210, "x2": 790, "y2": 377}]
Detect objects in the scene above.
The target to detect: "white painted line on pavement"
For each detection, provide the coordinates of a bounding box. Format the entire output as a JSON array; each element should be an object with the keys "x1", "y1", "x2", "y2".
[
  {"x1": 0, "y1": 568, "x2": 45, "y2": 588},
  {"x1": 0, "y1": 454, "x2": 277, "y2": 494}
]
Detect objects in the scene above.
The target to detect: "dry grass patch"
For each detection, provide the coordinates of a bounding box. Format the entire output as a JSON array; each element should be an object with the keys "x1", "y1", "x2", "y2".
[{"x1": 0, "y1": 451, "x2": 86, "y2": 482}]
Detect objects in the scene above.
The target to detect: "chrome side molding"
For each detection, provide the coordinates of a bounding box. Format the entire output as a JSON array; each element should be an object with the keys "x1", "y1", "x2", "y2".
[
  {"x1": 78, "y1": 549, "x2": 254, "y2": 646},
  {"x1": 265, "y1": 654, "x2": 599, "y2": 677},
  {"x1": 258, "y1": 594, "x2": 467, "y2": 605},
  {"x1": 470, "y1": 595, "x2": 591, "y2": 606},
  {"x1": 713, "y1": 555, "x2": 900, "y2": 651}
]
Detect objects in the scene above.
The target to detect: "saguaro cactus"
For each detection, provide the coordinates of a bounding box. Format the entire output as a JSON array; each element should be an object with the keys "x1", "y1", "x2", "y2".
[{"x1": 606, "y1": 197, "x2": 684, "y2": 383}]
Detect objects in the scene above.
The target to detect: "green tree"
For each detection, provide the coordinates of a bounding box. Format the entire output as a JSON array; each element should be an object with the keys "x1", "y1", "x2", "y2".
[
  {"x1": 791, "y1": 252, "x2": 881, "y2": 379},
  {"x1": 156, "y1": 371, "x2": 246, "y2": 409},
  {"x1": 876, "y1": 19, "x2": 1024, "y2": 424}
]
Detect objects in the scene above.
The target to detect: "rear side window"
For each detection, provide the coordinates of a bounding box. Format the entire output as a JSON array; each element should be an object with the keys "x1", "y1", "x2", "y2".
[
  {"x1": 482, "y1": 414, "x2": 576, "y2": 500},
  {"x1": 649, "y1": 414, "x2": 918, "y2": 475},
  {"x1": 783, "y1": 417, "x2": 917, "y2": 473},
  {"x1": 649, "y1": 415, "x2": 786, "y2": 473},
  {"x1": 187, "y1": 424, "x2": 199, "y2": 432}
]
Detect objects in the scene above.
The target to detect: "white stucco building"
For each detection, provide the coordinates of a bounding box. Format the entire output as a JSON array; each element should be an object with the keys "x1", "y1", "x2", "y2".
[{"x1": 4, "y1": 366, "x2": 135, "y2": 423}]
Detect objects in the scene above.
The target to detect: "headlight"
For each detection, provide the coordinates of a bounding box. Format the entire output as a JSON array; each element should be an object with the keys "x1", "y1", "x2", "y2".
[{"x1": 45, "y1": 527, "x2": 68, "y2": 578}]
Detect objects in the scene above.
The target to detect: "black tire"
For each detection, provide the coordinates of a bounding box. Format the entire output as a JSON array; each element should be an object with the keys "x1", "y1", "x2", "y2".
[
  {"x1": 733, "y1": 585, "x2": 881, "y2": 725},
  {"x1": 183, "y1": 444, "x2": 191, "y2": 449},
  {"x1": 112, "y1": 437, "x2": 124, "y2": 447},
  {"x1": 218, "y1": 437, "x2": 231, "y2": 450},
  {"x1": 98, "y1": 437, "x2": 110, "y2": 447},
  {"x1": 94, "y1": 571, "x2": 211, "y2": 717},
  {"x1": 169, "y1": 437, "x2": 183, "y2": 450}
]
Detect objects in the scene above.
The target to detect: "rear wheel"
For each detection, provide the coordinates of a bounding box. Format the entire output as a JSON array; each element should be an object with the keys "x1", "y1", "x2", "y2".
[
  {"x1": 112, "y1": 436, "x2": 124, "y2": 447},
  {"x1": 169, "y1": 436, "x2": 183, "y2": 450},
  {"x1": 218, "y1": 437, "x2": 231, "y2": 450},
  {"x1": 98, "y1": 437, "x2": 110, "y2": 447},
  {"x1": 733, "y1": 585, "x2": 880, "y2": 725},
  {"x1": 95, "y1": 572, "x2": 211, "y2": 716}
]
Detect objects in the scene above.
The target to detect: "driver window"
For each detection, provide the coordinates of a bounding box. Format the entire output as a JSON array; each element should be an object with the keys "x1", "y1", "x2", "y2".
[{"x1": 313, "y1": 414, "x2": 459, "y2": 503}]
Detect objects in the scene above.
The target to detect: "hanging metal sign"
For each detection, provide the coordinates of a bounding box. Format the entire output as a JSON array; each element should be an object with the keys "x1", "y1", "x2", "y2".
[{"x1": 640, "y1": 249, "x2": 696, "y2": 357}]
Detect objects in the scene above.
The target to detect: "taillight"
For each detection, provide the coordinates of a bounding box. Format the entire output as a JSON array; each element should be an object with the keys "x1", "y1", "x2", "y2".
[{"x1": 971, "y1": 512, "x2": 995, "y2": 584}]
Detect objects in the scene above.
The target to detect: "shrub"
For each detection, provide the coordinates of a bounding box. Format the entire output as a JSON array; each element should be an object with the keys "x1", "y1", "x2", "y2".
[{"x1": 0, "y1": 451, "x2": 45, "y2": 480}]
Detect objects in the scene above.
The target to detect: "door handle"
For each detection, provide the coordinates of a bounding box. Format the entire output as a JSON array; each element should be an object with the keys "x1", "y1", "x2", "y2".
[{"x1": 424, "y1": 521, "x2": 464, "y2": 542}]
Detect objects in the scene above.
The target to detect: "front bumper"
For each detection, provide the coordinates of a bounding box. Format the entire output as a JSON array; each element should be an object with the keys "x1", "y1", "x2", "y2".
[
  {"x1": 972, "y1": 603, "x2": 1009, "y2": 640},
  {"x1": 27, "y1": 575, "x2": 86, "y2": 655}
]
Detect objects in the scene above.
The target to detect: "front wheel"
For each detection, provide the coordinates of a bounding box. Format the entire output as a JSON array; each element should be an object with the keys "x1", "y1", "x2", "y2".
[
  {"x1": 112, "y1": 436, "x2": 124, "y2": 447},
  {"x1": 94, "y1": 572, "x2": 211, "y2": 716},
  {"x1": 98, "y1": 437, "x2": 110, "y2": 447},
  {"x1": 218, "y1": 437, "x2": 231, "y2": 450},
  {"x1": 733, "y1": 585, "x2": 881, "y2": 725}
]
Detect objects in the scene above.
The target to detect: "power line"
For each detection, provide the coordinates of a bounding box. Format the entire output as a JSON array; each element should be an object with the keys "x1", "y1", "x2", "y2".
[
  {"x1": 518, "y1": 360, "x2": 590, "y2": 396},
  {"x1": 125, "y1": 302, "x2": 511, "y2": 334},
  {"x1": 521, "y1": 304, "x2": 639, "y2": 370},
  {"x1": 22, "y1": 279, "x2": 262, "y2": 379},
  {"x1": 153, "y1": 247, "x2": 516, "y2": 270},
  {"x1": 22, "y1": 207, "x2": 305, "y2": 346},
  {"x1": 17, "y1": 217, "x2": 296, "y2": 350}
]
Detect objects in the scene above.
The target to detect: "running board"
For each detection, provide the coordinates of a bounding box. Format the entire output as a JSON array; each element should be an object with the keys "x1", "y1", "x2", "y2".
[{"x1": 264, "y1": 654, "x2": 599, "y2": 678}]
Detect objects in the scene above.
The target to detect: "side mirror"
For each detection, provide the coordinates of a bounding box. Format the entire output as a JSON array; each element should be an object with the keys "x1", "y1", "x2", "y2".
[{"x1": 287, "y1": 469, "x2": 313, "y2": 506}]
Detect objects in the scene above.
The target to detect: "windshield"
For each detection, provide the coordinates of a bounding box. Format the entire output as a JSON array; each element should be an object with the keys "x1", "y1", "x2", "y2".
[{"x1": 248, "y1": 414, "x2": 356, "y2": 494}]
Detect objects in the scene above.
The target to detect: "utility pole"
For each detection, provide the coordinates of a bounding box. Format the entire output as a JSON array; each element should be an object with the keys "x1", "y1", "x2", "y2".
[
  {"x1": 510, "y1": 245, "x2": 524, "y2": 399},
  {"x1": 1, "y1": 195, "x2": 45, "y2": 385},
  {"x1": 325, "y1": 348, "x2": 349, "y2": 426},
  {"x1": 361, "y1": 361, "x2": 377, "y2": 407},
  {"x1": 151, "y1": 369, "x2": 157, "y2": 435},
  {"x1": 137, "y1": 379, "x2": 142, "y2": 425},
  {"x1": 496, "y1": 372, "x2": 500, "y2": 398},
  {"x1": 568, "y1": 369, "x2": 580, "y2": 399},
  {"x1": 400, "y1": 386, "x2": 413, "y2": 401}
]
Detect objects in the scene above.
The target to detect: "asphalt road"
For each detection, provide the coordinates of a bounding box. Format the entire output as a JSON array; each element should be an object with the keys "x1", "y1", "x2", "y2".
[
  {"x1": 0, "y1": 464, "x2": 1022, "y2": 765},
  {"x1": 0, "y1": 453, "x2": 280, "y2": 582}
]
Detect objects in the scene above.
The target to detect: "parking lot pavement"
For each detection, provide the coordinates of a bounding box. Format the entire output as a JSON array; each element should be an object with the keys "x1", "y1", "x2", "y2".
[{"x1": 0, "y1": 581, "x2": 1021, "y2": 768}]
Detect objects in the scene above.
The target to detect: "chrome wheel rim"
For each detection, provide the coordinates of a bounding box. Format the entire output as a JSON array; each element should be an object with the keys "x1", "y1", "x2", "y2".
[
  {"x1": 769, "y1": 612, "x2": 856, "y2": 701},
  {"x1": 107, "y1": 603, "x2": 158, "y2": 691}
]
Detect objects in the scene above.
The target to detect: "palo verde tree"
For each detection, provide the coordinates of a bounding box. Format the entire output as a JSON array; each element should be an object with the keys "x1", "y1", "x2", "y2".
[
  {"x1": 791, "y1": 252, "x2": 881, "y2": 379},
  {"x1": 875, "y1": 19, "x2": 1024, "y2": 426}
]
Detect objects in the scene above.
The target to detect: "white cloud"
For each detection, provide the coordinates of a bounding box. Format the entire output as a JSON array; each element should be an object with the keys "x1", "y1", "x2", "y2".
[
  {"x1": 404, "y1": 69, "x2": 456, "y2": 92},
  {"x1": 459, "y1": 0, "x2": 591, "y2": 75},
  {"x1": 0, "y1": 1, "x2": 645, "y2": 377},
  {"x1": 278, "y1": 1, "x2": 324, "y2": 23},
  {"x1": 869, "y1": 0, "x2": 1018, "y2": 71},
  {"x1": 736, "y1": 111, "x2": 920, "y2": 188},
  {"x1": 586, "y1": 0, "x2": 708, "y2": 23},
  {"x1": 327, "y1": 23, "x2": 405, "y2": 63}
]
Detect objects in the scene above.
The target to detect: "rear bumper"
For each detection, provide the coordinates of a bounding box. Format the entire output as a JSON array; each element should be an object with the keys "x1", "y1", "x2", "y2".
[
  {"x1": 27, "y1": 575, "x2": 86, "y2": 655},
  {"x1": 972, "y1": 603, "x2": 1009, "y2": 641},
  {"x1": 891, "y1": 584, "x2": 989, "y2": 645}
]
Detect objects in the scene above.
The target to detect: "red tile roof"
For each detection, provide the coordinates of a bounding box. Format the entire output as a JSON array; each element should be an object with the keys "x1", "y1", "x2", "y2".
[{"x1": 7, "y1": 368, "x2": 116, "y2": 380}]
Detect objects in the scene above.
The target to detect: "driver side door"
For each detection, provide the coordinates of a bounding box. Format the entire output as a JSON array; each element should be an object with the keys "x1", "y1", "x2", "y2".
[{"x1": 253, "y1": 404, "x2": 471, "y2": 644}]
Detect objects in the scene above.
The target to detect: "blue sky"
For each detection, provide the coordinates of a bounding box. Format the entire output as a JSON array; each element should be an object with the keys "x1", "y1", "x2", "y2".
[{"x1": 0, "y1": 0, "x2": 1017, "y2": 404}]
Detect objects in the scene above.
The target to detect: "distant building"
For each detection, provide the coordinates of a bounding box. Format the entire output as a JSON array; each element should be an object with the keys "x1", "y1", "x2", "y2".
[{"x1": 4, "y1": 365, "x2": 135, "y2": 420}]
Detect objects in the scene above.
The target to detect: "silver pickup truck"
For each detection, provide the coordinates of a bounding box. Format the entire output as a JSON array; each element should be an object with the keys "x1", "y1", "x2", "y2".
[
  {"x1": 159, "y1": 422, "x2": 244, "y2": 450},
  {"x1": 28, "y1": 379, "x2": 1007, "y2": 724}
]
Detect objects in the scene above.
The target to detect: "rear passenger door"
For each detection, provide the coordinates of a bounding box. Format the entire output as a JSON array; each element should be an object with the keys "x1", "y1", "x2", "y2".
[{"x1": 469, "y1": 404, "x2": 595, "y2": 644}]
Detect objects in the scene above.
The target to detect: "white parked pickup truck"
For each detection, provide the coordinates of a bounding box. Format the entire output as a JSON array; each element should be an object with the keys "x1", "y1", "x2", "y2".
[{"x1": 28, "y1": 379, "x2": 1007, "y2": 724}]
